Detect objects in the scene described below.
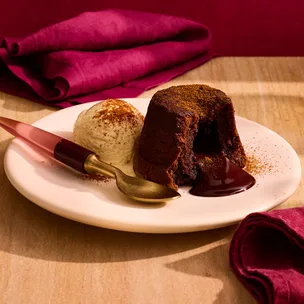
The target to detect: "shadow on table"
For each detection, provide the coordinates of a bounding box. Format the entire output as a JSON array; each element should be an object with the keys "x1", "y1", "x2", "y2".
[
  {"x1": 166, "y1": 242, "x2": 256, "y2": 304},
  {"x1": 0, "y1": 181, "x2": 233, "y2": 262}
]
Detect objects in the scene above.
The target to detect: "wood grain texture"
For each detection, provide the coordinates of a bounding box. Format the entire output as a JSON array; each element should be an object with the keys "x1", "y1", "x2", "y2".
[{"x1": 0, "y1": 57, "x2": 303, "y2": 304}]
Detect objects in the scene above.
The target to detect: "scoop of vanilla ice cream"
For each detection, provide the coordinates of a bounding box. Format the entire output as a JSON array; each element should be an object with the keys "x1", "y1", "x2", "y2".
[{"x1": 73, "y1": 99, "x2": 144, "y2": 174}]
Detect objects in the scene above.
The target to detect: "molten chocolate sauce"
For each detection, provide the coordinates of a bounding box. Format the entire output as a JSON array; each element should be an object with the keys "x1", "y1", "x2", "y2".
[{"x1": 190, "y1": 153, "x2": 256, "y2": 197}]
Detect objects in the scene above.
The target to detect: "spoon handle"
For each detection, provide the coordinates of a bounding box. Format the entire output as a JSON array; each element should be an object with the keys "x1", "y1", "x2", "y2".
[
  {"x1": 0, "y1": 116, "x2": 92, "y2": 174},
  {"x1": 53, "y1": 138, "x2": 93, "y2": 173},
  {"x1": 0, "y1": 116, "x2": 118, "y2": 178}
]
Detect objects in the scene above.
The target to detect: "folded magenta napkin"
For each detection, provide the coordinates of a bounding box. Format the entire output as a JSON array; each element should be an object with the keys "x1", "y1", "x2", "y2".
[
  {"x1": 230, "y1": 207, "x2": 304, "y2": 304},
  {"x1": 0, "y1": 9, "x2": 212, "y2": 108}
]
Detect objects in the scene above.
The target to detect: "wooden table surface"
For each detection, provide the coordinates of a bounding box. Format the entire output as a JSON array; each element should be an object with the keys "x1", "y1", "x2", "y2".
[{"x1": 0, "y1": 57, "x2": 303, "y2": 304}]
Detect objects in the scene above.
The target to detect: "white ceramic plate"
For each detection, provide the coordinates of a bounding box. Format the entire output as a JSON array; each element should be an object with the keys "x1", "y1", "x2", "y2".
[{"x1": 4, "y1": 98, "x2": 302, "y2": 233}]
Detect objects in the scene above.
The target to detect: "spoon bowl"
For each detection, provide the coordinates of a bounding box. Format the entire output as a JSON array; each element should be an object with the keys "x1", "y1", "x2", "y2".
[{"x1": 84, "y1": 154, "x2": 181, "y2": 203}]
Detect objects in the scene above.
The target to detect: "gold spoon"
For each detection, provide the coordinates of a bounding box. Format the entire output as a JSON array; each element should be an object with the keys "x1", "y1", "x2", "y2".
[
  {"x1": 0, "y1": 116, "x2": 181, "y2": 203},
  {"x1": 84, "y1": 154, "x2": 180, "y2": 203}
]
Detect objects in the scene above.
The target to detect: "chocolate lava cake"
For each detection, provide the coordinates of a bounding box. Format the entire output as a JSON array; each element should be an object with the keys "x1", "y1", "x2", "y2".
[{"x1": 133, "y1": 84, "x2": 247, "y2": 191}]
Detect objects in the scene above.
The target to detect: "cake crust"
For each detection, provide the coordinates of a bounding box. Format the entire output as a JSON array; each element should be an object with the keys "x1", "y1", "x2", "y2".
[{"x1": 134, "y1": 84, "x2": 247, "y2": 190}]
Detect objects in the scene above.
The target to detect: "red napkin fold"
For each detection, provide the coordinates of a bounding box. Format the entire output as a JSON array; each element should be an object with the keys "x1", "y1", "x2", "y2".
[
  {"x1": 0, "y1": 9, "x2": 212, "y2": 108},
  {"x1": 230, "y1": 207, "x2": 304, "y2": 304}
]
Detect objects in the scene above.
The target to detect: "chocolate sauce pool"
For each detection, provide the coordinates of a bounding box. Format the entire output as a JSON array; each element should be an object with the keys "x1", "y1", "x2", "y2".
[{"x1": 190, "y1": 153, "x2": 256, "y2": 197}]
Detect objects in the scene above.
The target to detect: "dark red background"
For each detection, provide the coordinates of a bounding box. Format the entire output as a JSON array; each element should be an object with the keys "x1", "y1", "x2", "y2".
[{"x1": 0, "y1": 0, "x2": 303, "y2": 56}]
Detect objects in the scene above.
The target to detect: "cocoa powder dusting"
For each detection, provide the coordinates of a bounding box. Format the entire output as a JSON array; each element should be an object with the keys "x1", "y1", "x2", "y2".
[
  {"x1": 93, "y1": 99, "x2": 144, "y2": 127},
  {"x1": 244, "y1": 152, "x2": 274, "y2": 177},
  {"x1": 153, "y1": 85, "x2": 229, "y2": 117},
  {"x1": 80, "y1": 173, "x2": 111, "y2": 184}
]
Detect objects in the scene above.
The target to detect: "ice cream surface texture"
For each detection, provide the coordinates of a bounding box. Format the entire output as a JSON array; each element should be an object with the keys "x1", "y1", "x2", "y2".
[{"x1": 73, "y1": 99, "x2": 144, "y2": 174}]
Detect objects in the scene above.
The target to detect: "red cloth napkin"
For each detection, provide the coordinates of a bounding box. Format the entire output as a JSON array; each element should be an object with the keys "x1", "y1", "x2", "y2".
[
  {"x1": 230, "y1": 207, "x2": 304, "y2": 304},
  {"x1": 0, "y1": 9, "x2": 212, "y2": 108}
]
